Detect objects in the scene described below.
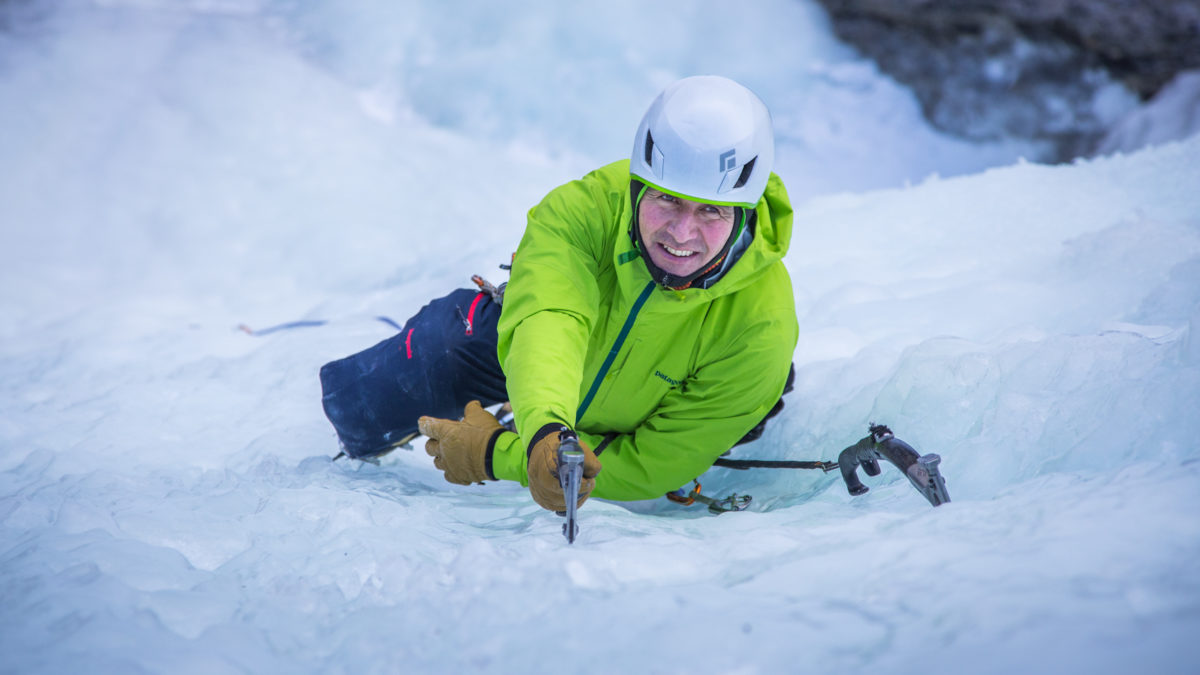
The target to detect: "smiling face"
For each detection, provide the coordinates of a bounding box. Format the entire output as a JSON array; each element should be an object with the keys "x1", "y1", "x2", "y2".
[{"x1": 637, "y1": 188, "x2": 736, "y2": 279}]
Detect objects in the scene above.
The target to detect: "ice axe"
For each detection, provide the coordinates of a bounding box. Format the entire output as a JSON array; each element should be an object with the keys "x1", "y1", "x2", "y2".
[
  {"x1": 837, "y1": 424, "x2": 950, "y2": 506},
  {"x1": 711, "y1": 424, "x2": 951, "y2": 507}
]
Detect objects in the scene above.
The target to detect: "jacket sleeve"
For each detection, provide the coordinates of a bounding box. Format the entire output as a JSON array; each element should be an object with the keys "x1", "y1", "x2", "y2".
[
  {"x1": 580, "y1": 295, "x2": 797, "y2": 501},
  {"x1": 492, "y1": 172, "x2": 616, "y2": 482}
]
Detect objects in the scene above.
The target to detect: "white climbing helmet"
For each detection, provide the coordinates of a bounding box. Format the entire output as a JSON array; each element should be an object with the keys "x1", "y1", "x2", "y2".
[{"x1": 630, "y1": 75, "x2": 775, "y2": 208}]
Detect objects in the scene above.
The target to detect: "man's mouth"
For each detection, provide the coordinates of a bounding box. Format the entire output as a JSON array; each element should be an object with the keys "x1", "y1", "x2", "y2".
[{"x1": 660, "y1": 243, "x2": 696, "y2": 258}]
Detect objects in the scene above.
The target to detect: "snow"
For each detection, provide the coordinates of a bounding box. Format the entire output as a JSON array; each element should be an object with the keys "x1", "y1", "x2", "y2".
[{"x1": 2, "y1": 1, "x2": 1199, "y2": 673}]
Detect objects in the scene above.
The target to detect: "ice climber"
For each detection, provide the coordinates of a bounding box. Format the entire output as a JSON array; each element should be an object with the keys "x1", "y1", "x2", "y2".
[{"x1": 319, "y1": 75, "x2": 798, "y2": 512}]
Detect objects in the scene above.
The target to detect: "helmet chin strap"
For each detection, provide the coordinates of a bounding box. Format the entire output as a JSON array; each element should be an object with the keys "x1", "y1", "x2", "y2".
[{"x1": 628, "y1": 181, "x2": 752, "y2": 291}]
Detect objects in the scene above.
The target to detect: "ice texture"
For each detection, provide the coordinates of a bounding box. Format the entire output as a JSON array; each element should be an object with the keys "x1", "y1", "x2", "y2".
[{"x1": 1, "y1": 1, "x2": 1198, "y2": 673}]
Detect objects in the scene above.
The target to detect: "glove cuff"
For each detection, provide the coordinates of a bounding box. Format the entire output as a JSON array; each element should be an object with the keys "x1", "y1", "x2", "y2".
[{"x1": 527, "y1": 422, "x2": 566, "y2": 458}]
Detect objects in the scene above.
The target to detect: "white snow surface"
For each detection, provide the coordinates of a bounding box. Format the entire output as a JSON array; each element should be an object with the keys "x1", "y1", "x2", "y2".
[{"x1": 2, "y1": 1, "x2": 1199, "y2": 674}]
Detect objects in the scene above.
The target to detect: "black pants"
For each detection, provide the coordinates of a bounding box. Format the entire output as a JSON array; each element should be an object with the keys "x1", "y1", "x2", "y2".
[{"x1": 319, "y1": 289, "x2": 507, "y2": 458}]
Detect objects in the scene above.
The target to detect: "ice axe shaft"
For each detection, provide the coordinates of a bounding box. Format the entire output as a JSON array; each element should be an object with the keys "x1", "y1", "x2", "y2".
[{"x1": 557, "y1": 431, "x2": 585, "y2": 543}]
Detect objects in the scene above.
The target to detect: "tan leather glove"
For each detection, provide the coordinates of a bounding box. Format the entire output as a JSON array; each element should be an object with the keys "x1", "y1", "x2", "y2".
[
  {"x1": 418, "y1": 401, "x2": 505, "y2": 485},
  {"x1": 527, "y1": 425, "x2": 603, "y2": 511}
]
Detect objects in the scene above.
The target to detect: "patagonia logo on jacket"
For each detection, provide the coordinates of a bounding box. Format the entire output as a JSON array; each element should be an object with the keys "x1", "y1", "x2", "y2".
[{"x1": 654, "y1": 370, "x2": 682, "y2": 387}]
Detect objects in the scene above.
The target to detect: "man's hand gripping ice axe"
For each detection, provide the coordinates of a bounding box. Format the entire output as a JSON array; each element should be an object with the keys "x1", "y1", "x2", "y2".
[{"x1": 528, "y1": 426, "x2": 602, "y2": 544}]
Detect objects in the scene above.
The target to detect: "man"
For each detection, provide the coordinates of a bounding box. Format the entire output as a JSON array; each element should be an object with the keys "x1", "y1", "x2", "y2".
[{"x1": 319, "y1": 75, "x2": 798, "y2": 512}]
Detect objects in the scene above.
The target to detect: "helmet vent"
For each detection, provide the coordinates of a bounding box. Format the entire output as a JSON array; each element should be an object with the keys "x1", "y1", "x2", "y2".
[
  {"x1": 644, "y1": 131, "x2": 655, "y2": 166},
  {"x1": 733, "y1": 157, "x2": 757, "y2": 189}
]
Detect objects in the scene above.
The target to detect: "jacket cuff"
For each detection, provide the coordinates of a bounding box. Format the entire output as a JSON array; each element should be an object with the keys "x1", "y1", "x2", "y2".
[
  {"x1": 483, "y1": 428, "x2": 507, "y2": 481},
  {"x1": 489, "y1": 431, "x2": 529, "y2": 485},
  {"x1": 527, "y1": 422, "x2": 567, "y2": 458}
]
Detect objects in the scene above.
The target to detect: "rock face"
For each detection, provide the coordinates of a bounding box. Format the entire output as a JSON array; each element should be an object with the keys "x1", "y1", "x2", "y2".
[{"x1": 814, "y1": 0, "x2": 1200, "y2": 159}]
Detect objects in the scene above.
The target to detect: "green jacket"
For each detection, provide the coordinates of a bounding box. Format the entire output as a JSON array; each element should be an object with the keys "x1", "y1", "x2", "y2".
[{"x1": 490, "y1": 160, "x2": 798, "y2": 501}]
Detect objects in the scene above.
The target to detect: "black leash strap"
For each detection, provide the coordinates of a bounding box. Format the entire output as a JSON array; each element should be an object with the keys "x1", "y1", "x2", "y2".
[{"x1": 712, "y1": 458, "x2": 839, "y2": 472}]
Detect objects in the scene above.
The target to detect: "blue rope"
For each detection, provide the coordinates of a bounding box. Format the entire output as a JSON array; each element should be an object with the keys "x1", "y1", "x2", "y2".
[
  {"x1": 239, "y1": 316, "x2": 400, "y2": 336},
  {"x1": 374, "y1": 315, "x2": 403, "y2": 331}
]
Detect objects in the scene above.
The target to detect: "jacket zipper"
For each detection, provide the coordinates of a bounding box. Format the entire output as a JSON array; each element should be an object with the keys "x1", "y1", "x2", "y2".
[
  {"x1": 462, "y1": 292, "x2": 485, "y2": 336},
  {"x1": 576, "y1": 280, "x2": 655, "y2": 424}
]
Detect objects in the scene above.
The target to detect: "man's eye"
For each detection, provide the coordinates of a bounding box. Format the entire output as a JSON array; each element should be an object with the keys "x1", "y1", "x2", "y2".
[{"x1": 657, "y1": 193, "x2": 677, "y2": 203}]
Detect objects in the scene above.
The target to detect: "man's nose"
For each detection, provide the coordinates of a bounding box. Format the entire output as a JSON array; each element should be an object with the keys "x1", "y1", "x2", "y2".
[{"x1": 666, "y1": 208, "x2": 702, "y2": 240}]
